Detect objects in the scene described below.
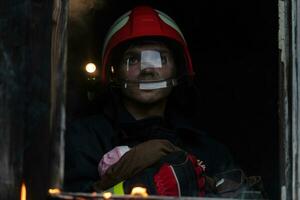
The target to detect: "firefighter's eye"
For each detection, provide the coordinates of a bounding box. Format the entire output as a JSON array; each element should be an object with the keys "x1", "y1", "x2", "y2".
[
  {"x1": 160, "y1": 55, "x2": 167, "y2": 65},
  {"x1": 122, "y1": 55, "x2": 140, "y2": 66}
]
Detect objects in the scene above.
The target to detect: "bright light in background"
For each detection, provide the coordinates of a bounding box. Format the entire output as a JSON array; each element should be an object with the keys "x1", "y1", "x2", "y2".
[
  {"x1": 130, "y1": 186, "x2": 148, "y2": 197},
  {"x1": 111, "y1": 65, "x2": 115, "y2": 74},
  {"x1": 21, "y1": 182, "x2": 26, "y2": 200},
  {"x1": 85, "y1": 63, "x2": 96, "y2": 73}
]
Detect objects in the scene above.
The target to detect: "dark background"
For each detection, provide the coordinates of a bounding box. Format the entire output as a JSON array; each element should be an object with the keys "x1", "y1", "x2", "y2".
[{"x1": 67, "y1": 0, "x2": 279, "y2": 199}]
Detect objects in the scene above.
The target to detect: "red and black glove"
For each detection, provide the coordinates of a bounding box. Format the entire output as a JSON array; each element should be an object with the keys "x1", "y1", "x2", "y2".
[{"x1": 124, "y1": 151, "x2": 206, "y2": 197}]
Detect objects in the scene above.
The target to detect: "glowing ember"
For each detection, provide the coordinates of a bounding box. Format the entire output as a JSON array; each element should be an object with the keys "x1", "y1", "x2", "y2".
[
  {"x1": 130, "y1": 187, "x2": 148, "y2": 197},
  {"x1": 21, "y1": 182, "x2": 26, "y2": 200},
  {"x1": 48, "y1": 188, "x2": 61, "y2": 194},
  {"x1": 103, "y1": 192, "x2": 112, "y2": 199},
  {"x1": 85, "y1": 63, "x2": 97, "y2": 73}
]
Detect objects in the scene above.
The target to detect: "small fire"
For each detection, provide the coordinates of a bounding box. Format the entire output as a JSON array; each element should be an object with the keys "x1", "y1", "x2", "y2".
[
  {"x1": 48, "y1": 188, "x2": 61, "y2": 194},
  {"x1": 103, "y1": 192, "x2": 112, "y2": 199},
  {"x1": 20, "y1": 182, "x2": 26, "y2": 200},
  {"x1": 130, "y1": 187, "x2": 148, "y2": 197}
]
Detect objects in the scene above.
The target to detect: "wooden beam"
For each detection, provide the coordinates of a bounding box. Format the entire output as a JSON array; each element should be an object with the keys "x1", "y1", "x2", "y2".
[
  {"x1": 49, "y1": 0, "x2": 68, "y2": 190},
  {"x1": 0, "y1": 1, "x2": 28, "y2": 199},
  {"x1": 0, "y1": 0, "x2": 68, "y2": 199},
  {"x1": 279, "y1": 0, "x2": 300, "y2": 199},
  {"x1": 21, "y1": 0, "x2": 53, "y2": 199}
]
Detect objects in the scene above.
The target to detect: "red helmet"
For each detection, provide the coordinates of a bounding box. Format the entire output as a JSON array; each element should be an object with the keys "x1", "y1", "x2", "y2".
[{"x1": 101, "y1": 5, "x2": 194, "y2": 84}]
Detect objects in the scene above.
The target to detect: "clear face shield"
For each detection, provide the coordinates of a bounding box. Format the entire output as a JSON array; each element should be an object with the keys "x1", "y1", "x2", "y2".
[{"x1": 111, "y1": 47, "x2": 178, "y2": 90}]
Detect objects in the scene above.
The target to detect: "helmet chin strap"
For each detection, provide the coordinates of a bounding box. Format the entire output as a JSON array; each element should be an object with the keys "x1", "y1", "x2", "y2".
[
  {"x1": 113, "y1": 78, "x2": 178, "y2": 90},
  {"x1": 138, "y1": 79, "x2": 178, "y2": 90},
  {"x1": 138, "y1": 81, "x2": 169, "y2": 90},
  {"x1": 110, "y1": 75, "x2": 192, "y2": 90}
]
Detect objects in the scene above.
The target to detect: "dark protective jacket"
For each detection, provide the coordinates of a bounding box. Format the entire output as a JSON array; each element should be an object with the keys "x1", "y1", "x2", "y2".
[{"x1": 64, "y1": 100, "x2": 237, "y2": 192}]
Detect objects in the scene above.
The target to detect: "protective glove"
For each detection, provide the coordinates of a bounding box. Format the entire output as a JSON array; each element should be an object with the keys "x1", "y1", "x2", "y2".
[{"x1": 94, "y1": 139, "x2": 181, "y2": 191}]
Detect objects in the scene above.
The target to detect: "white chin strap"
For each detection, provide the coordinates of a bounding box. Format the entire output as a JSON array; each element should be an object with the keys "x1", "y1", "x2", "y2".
[
  {"x1": 139, "y1": 81, "x2": 167, "y2": 90},
  {"x1": 122, "y1": 78, "x2": 178, "y2": 90}
]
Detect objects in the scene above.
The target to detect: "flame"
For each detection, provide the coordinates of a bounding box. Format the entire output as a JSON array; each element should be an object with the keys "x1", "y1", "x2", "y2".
[
  {"x1": 48, "y1": 188, "x2": 61, "y2": 194},
  {"x1": 21, "y1": 182, "x2": 26, "y2": 200},
  {"x1": 103, "y1": 192, "x2": 112, "y2": 199},
  {"x1": 130, "y1": 187, "x2": 148, "y2": 197}
]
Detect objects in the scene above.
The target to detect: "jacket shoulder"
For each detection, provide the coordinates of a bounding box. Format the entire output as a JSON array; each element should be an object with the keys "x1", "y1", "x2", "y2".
[{"x1": 66, "y1": 114, "x2": 116, "y2": 153}]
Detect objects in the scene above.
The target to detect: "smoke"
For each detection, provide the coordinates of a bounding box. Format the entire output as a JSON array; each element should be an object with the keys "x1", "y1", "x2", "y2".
[
  {"x1": 68, "y1": 0, "x2": 106, "y2": 38},
  {"x1": 69, "y1": 0, "x2": 105, "y2": 22}
]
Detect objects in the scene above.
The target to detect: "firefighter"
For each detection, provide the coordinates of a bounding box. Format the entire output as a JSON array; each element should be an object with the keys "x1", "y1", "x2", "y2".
[{"x1": 64, "y1": 5, "x2": 265, "y2": 198}]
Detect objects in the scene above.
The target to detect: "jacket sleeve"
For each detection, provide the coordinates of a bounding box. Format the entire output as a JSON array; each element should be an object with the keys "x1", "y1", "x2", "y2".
[
  {"x1": 181, "y1": 130, "x2": 238, "y2": 177},
  {"x1": 63, "y1": 117, "x2": 115, "y2": 192}
]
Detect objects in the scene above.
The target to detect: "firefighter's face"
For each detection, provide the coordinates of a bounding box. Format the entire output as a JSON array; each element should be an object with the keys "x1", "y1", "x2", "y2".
[{"x1": 118, "y1": 42, "x2": 176, "y2": 104}]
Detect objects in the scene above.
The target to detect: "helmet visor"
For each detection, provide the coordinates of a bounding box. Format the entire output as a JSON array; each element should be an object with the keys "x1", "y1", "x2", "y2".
[{"x1": 117, "y1": 49, "x2": 177, "y2": 90}]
